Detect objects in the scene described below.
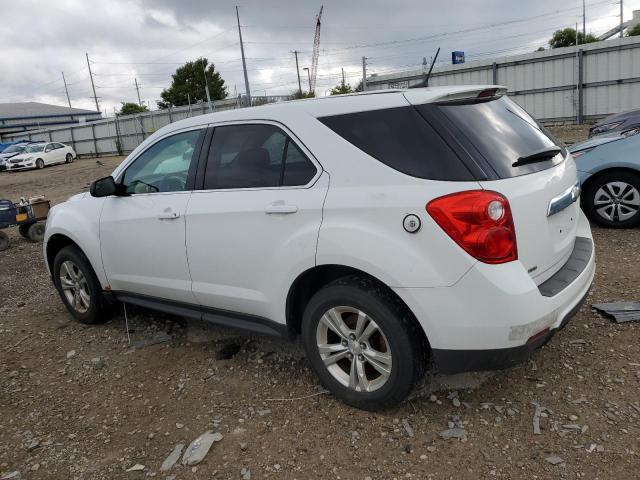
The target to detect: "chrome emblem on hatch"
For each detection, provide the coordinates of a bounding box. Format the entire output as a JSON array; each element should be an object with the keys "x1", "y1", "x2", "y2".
[{"x1": 547, "y1": 181, "x2": 581, "y2": 217}]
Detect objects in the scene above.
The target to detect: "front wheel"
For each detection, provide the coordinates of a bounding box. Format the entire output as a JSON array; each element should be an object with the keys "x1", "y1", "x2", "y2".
[
  {"x1": 53, "y1": 245, "x2": 107, "y2": 324},
  {"x1": 301, "y1": 275, "x2": 426, "y2": 411},
  {"x1": 583, "y1": 171, "x2": 640, "y2": 228},
  {"x1": 66, "y1": 153, "x2": 73, "y2": 163},
  {"x1": 36, "y1": 158, "x2": 44, "y2": 169}
]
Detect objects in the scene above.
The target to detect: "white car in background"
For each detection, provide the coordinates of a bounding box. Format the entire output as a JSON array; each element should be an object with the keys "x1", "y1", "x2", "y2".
[{"x1": 7, "y1": 142, "x2": 76, "y2": 171}]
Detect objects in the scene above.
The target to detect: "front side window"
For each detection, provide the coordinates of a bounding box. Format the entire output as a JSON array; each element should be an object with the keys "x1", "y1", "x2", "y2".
[
  {"x1": 204, "y1": 123, "x2": 317, "y2": 190},
  {"x1": 121, "y1": 129, "x2": 202, "y2": 194}
]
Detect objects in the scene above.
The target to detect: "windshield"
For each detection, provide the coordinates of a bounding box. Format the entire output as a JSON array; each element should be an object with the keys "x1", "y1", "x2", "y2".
[
  {"x1": 3, "y1": 144, "x2": 26, "y2": 153},
  {"x1": 25, "y1": 144, "x2": 45, "y2": 153}
]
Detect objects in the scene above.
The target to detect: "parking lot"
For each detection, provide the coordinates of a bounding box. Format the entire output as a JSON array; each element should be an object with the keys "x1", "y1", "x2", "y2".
[{"x1": 1, "y1": 129, "x2": 640, "y2": 479}]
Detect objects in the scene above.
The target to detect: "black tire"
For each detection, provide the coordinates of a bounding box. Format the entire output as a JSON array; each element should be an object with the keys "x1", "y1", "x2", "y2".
[
  {"x1": 583, "y1": 170, "x2": 640, "y2": 228},
  {"x1": 53, "y1": 245, "x2": 107, "y2": 324},
  {"x1": 18, "y1": 223, "x2": 31, "y2": 239},
  {"x1": 0, "y1": 231, "x2": 8, "y2": 251},
  {"x1": 36, "y1": 158, "x2": 44, "y2": 169},
  {"x1": 65, "y1": 153, "x2": 73, "y2": 163},
  {"x1": 301, "y1": 275, "x2": 426, "y2": 411},
  {"x1": 26, "y1": 222, "x2": 45, "y2": 242}
]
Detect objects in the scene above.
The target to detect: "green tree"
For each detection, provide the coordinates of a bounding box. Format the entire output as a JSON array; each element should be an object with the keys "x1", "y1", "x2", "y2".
[
  {"x1": 627, "y1": 24, "x2": 640, "y2": 36},
  {"x1": 330, "y1": 79, "x2": 353, "y2": 95},
  {"x1": 117, "y1": 102, "x2": 148, "y2": 116},
  {"x1": 291, "y1": 90, "x2": 315, "y2": 99},
  {"x1": 549, "y1": 28, "x2": 598, "y2": 48},
  {"x1": 158, "y1": 58, "x2": 227, "y2": 108}
]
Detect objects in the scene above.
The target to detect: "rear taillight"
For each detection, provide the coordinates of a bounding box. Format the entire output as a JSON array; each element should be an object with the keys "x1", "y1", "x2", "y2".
[{"x1": 426, "y1": 190, "x2": 517, "y2": 264}]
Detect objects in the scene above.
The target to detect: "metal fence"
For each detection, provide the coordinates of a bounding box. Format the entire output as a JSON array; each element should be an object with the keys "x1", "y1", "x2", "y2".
[
  {"x1": 0, "y1": 95, "x2": 292, "y2": 157},
  {"x1": 367, "y1": 36, "x2": 640, "y2": 124}
]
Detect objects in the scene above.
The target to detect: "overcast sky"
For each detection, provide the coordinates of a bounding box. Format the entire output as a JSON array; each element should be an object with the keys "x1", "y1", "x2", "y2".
[{"x1": 1, "y1": 0, "x2": 638, "y2": 115}]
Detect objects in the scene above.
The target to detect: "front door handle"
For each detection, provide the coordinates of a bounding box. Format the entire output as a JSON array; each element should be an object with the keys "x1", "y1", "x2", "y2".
[
  {"x1": 157, "y1": 208, "x2": 180, "y2": 220},
  {"x1": 264, "y1": 203, "x2": 298, "y2": 214}
]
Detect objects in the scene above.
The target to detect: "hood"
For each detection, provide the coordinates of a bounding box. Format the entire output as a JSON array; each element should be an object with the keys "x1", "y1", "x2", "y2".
[
  {"x1": 9, "y1": 153, "x2": 32, "y2": 162},
  {"x1": 593, "y1": 108, "x2": 640, "y2": 127},
  {"x1": 0, "y1": 152, "x2": 19, "y2": 159},
  {"x1": 569, "y1": 133, "x2": 624, "y2": 153}
]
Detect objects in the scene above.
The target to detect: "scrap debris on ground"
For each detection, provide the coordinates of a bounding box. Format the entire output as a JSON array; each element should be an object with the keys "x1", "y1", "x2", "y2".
[
  {"x1": 593, "y1": 301, "x2": 640, "y2": 323},
  {"x1": 2, "y1": 139, "x2": 640, "y2": 478}
]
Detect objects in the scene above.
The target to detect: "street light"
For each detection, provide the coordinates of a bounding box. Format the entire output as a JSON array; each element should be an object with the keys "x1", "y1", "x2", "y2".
[{"x1": 303, "y1": 67, "x2": 311, "y2": 92}]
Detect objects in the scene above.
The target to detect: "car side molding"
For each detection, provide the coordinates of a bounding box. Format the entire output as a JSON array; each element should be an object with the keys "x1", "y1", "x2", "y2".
[{"x1": 111, "y1": 291, "x2": 289, "y2": 338}]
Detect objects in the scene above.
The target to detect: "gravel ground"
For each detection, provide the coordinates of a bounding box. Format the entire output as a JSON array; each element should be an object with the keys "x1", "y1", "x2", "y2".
[{"x1": 1, "y1": 141, "x2": 640, "y2": 479}]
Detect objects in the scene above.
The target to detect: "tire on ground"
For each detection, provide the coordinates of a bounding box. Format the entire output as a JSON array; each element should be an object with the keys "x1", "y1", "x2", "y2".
[
  {"x1": 583, "y1": 170, "x2": 640, "y2": 229},
  {"x1": 301, "y1": 274, "x2": 426, "y2": 411},
  {"x1": 52, "y1": 245, "x2": 108, "y2": 324},
  {"x1": 27, "y1": 222, "x2": 45, "y2": 242},
  {"x1": 0, "y1": 231, "x2": 9, "y2": 251}
]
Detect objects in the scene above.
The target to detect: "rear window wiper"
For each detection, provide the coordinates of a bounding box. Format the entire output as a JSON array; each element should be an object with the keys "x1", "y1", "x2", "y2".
[{"x1": 512, "y1": 146, "x2": 561, "y2": 167}]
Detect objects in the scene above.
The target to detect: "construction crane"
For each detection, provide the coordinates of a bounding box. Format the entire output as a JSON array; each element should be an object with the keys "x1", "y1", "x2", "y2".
[{"x1": 309, "y1": 6, "x2": 323, "y2": 95}]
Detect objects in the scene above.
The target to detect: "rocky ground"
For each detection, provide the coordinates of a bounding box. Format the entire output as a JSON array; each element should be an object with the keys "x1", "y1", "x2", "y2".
[{"x1": 1, "y1": 133, "x2": 640, "y2": 479}]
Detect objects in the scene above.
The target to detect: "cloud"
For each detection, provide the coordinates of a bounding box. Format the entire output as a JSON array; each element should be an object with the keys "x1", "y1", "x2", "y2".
[{"x1": 0, "y1": 0, "x2": 636, "y2": 116}]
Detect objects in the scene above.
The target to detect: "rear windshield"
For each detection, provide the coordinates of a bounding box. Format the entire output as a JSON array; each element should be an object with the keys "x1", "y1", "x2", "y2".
[
  {"x1": 418, "y1": 96, "x2": 566, "y2": 178},
  {"x1": 318, "y1": 106, "x2": 474, "y2": 181}
]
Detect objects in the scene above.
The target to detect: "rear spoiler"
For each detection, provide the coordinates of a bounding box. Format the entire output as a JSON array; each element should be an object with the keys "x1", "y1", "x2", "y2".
[{"x1": 404, "y1": 86, "x2": 508, "y2": 106}]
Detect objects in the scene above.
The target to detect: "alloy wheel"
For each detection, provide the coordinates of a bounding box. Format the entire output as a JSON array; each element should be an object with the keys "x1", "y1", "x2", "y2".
[
  {"x1": 316, "y1": 306, "x2": 392, "y2": 393},
  {"x1": 593, "y1": 181, "x2": 640, "y2": 222},
  {"x1": 59, "y1": 260, "x2": 91, "y2": 313}
]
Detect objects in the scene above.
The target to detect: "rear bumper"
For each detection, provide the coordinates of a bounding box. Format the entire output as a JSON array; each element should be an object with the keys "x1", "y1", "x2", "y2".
[
  {"x1": 430, "y1": 284, "x2": 590, "y2": 374},
  {"x1": 393, "y1": 209, "x2": 595, "y2": 374}
]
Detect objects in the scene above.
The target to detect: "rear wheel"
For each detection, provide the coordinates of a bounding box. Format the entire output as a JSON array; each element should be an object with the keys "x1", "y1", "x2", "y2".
[
  {"x1": 301, "y1": 275, "x2": 426, "y2": 411},
  {"x1": 26, "y1": 222, "x2": 45, "y2": 242},
  {"x1": 36, "y1": 158, "x2": 44, "y2": 169},
  {"x1": 0, "y1": 231, "x2": 8, "y2": 251},
  {"x1": 53, "y1": 245, "x2": 106, "y2": 324},
  {"x1": 583, "y1": 171, "x2": 640, "y2": 228},
  {"x1": 65, "y1": 153, "x2": 73, "y2": 163},
  {"x1": 18, "y1": 223, "x2": 31, "y2": 239}
]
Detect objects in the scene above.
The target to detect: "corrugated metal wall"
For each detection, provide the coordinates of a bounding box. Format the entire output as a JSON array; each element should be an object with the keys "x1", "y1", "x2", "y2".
[
  {"x1": 368, "y1": 36, "x2": 640, "y2": 124},
  {"x1": 0, "y1": 96, "x2": 291, "y2": 157}
]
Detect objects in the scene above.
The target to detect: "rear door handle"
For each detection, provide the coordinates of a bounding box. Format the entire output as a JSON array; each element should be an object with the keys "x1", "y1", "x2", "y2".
[
  {"x1": 264, "y1": 203, "x2": 298, "y2": 214},
  {"x1": 157, "y1": 208, "x2": 180, "y2": 220}
]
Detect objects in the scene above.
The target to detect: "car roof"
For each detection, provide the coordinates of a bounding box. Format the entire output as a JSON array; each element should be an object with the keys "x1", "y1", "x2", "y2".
[{"x1": 157, "y1": 85, "x2": 505, "y2": 134}]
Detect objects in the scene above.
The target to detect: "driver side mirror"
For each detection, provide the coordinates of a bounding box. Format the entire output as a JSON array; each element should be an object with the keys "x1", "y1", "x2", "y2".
[{"x1": 90, "y1": 176, "x2": 127, "y2": 197}]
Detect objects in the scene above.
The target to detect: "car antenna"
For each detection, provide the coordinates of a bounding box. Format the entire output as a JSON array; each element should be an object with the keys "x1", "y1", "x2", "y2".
[{"x1": 410, "y1": 47, "x2": 440, "y2": 89}]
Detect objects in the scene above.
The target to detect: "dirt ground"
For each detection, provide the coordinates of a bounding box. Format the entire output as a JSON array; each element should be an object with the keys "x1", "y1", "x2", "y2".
[{"x1": 2, "y1": 136, "x2": 640, "y2": 480}]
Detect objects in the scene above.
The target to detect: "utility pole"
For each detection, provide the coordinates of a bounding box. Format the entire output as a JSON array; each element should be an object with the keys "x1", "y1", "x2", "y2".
[
  {"x1": 582, "y1": 0, "x2": 586, "y2": 38},
  {"x1": 303, "y1": 67, "x2": 311, "y2": 91},
  {"x1": 362, "y1": 56, "x2": 367, "y2": 91},
  {"x1": 341, "y1": 67, "x2": 345, "y2": 85},
  {"x1": 202, "y1": 61, "x2": 213, "y2": 112},
  {"x1": 620, "y1": 0, "x2": 624, "y2": 38},
  {"x1": 236, "y1": 6, "x2": 251, "y2": 106},
  {"x1": 85, "y1": 52, "x2": 100, "y2": 113},
  {"x1": 61, "y1": 71, "x2": 71, "y2": 108},
  {"x1": 134, "y1": 78, "x2": 142, "y2": 106},
  {"x1": 293, "y1": 50, "x2": 302, "y2": 94}
]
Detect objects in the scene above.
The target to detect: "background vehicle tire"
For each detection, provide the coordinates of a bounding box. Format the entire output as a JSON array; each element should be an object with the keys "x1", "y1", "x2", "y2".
[
  {"x1": 301, "y1": 275, "x2": 426, "y2": 411},
  {"x1": 0, "y1": 231, "x2": 9, "y2": 251},
  {"x1": 583, "y1": 171, "x2": 640, "y2": 228},
  {"x1": 36, "y1": 158, "x2": 44, "y2": 169},
  {"x1": 53, "y1": 245, "x2": 107, "y2": 324},
  {"x1": 65, "y1": 153, "x2": 73, "y2": 163},
  {"x1": 18, "y1": 223, "x2": 31, "y2": 239},
  {"x1": 26, "y1": 222, "x2": 45, "y2": 242}
]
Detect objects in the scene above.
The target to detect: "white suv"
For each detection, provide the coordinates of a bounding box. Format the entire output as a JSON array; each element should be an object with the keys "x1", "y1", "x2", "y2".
[{"x1": 44, "y1": 86, "x2": 595, "y2": 410}]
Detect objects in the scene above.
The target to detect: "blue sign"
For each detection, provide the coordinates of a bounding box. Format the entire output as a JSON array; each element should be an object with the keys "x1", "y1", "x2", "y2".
[{"x1": 452, "y1": 51, "x2": 465, "y2": 64}]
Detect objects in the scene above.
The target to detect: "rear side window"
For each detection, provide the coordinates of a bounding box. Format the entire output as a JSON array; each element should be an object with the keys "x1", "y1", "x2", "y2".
[
  {"x1": 419, "y1": 96, "x2": 566, "y2": 178},
  {"x1": 319, "y1": 106, "x2": 473, "y2": 181},
  {"x1": 204, "y1": 124, "x2": 317, "y2": 189}
]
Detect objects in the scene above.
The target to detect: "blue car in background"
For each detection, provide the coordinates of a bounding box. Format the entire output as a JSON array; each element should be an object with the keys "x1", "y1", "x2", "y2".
[{"x1": 569, "y1": 128, "x2": 640, "y2": 228}]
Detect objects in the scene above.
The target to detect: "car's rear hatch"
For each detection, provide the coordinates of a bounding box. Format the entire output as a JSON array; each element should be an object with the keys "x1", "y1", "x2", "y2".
[{"x1": 406, "y1": 89, "x2": 581, "y2": 284}]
